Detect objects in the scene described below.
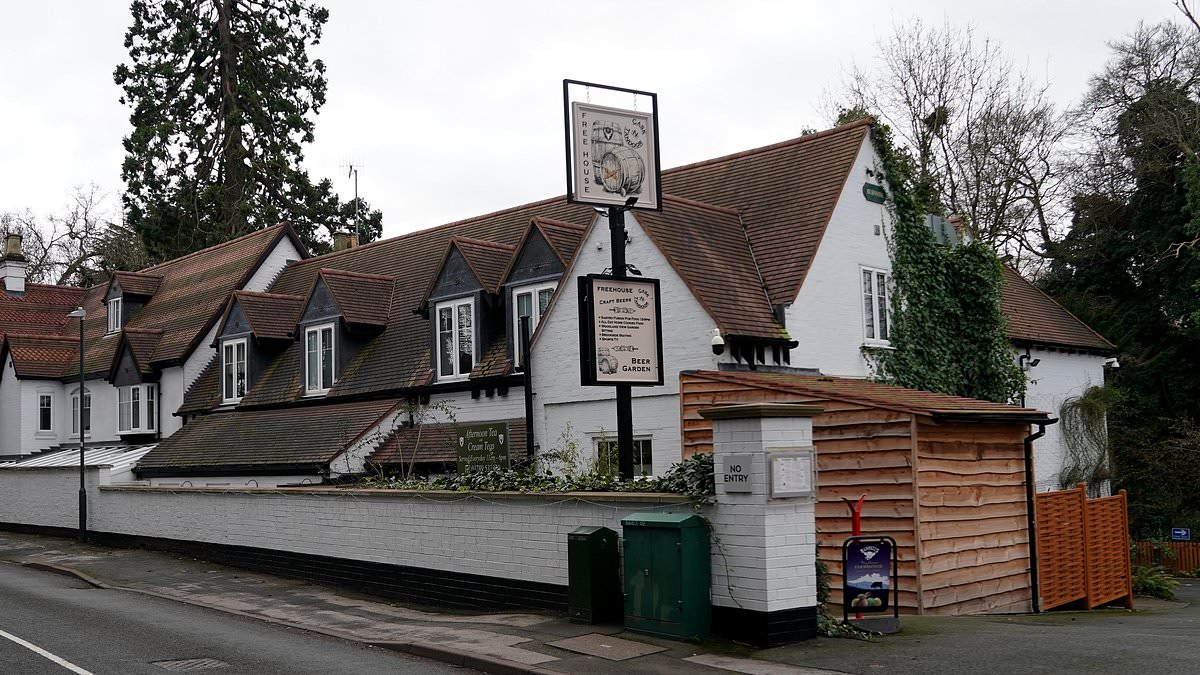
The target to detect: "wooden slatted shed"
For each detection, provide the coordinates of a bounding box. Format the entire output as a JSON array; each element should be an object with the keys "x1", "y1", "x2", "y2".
[{"x1": 681, "y1": 370, "x2": 1052, "y2": 616}]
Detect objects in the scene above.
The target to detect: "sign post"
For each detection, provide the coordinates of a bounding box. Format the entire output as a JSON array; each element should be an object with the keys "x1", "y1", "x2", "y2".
[{"x1": 564, "y1": 80, "x2": 662, "y2": 479}]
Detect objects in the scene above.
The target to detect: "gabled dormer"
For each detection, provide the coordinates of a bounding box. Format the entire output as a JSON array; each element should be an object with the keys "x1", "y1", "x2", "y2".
[
  {"x1": 104, "y1": 271, "x2": 162, "y2": 334},
  {"x1": 213, "y1": 291, "x2": 305, "y2": 404},
  {"x1": 296, "y1": 269, "x2": 394, "y2": 396},
  {"x1": 419, "y1": 237, "x2": 516, "y2": 383},
  {"x1": 109, "y1": 328, "x2": 163, "y2": 437},
  {"x1": 499, "y1": 218, "x2": 587, "y2": 367}
]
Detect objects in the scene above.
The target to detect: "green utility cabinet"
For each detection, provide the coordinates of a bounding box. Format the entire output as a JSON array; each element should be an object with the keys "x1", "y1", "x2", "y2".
[
  {"x1": 621, "y1": 512, "x2": 711, "y2": 640},
  {"x1": 567, "y1": 526, "x2": 622, "y2": 623}
]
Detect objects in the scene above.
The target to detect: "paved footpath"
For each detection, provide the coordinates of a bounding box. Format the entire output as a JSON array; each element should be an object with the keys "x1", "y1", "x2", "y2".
[{"x1": 1, "y1": 531, "x2": 1196, "y2": 675}]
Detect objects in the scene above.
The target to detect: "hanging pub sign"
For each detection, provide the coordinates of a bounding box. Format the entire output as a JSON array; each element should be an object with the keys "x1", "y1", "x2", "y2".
[
  {"x1": 456, "y1": 422, "x2": 510, "y2": 473},
  {"x1": 842, "y1": 535, "x2": 901, "y2": 633},
  {"x1": 563, "y1": 79, "x2": 662, "y2": 211},
  {"x1": 578, "y1": 274, "x2": 664, "y2": 387}
]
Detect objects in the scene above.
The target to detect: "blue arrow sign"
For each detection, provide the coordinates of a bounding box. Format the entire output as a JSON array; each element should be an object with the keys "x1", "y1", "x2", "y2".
[{"x1": 1171, "y1": 527, "x2": 1191, "y2": 541}]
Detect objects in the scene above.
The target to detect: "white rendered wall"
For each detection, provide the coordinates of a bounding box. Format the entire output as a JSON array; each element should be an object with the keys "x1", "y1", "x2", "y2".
[
  {"x1": 786, "y1": 136, "x2": 891, "y2": 377},
  {"x1": 529, "y1": 213, "x2": 728, "y2": 475},
  {"x1": 1021, "y1": 348, "x2": 1107, "y2": 491},
  {"x1": 1, "y1": 356, "x2": 22, "y2": 456}
]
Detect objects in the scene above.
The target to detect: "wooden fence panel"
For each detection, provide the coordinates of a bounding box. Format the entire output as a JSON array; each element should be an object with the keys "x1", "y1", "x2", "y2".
[
  {"x1": 1035, "y1": 484, "x2": 1132, "y2": 611},
  {"x1": 1132, "y1": 541, "x2": 1200, "y2": 574},
  {"x1": 1035, "y1": 487, "x2": 1087, "y2": 610}
]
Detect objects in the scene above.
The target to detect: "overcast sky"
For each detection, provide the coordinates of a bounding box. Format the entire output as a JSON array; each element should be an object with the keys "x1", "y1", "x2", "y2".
[{"x1": 0, "y1": 1, "x2": 1180, "y2": 240}]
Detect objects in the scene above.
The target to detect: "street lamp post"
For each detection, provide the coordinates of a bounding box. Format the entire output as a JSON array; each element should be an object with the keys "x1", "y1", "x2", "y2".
[{"x1": 67, "y1": 306, "x2": 86, "y2": 543}]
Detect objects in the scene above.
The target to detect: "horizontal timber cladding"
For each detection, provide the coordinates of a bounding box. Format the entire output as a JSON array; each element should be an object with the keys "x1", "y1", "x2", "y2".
[
  {"x1": 914, "y1": 419, "x2": 1033, "y2": 614},
  {"x1": 679, "y1": 373, "x2": 924, "y2": 614},
  {"x1": 680, "y1": 373, "x2": 1037, "y2": 616}
]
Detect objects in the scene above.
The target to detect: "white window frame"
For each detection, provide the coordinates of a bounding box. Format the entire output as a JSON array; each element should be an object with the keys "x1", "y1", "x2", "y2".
[
  {"x1": 594, "y1": 436, "x2": 655, "y2": 477},
  {"x1": 304, "y1": 323, "x2": 336, "y2": 395},
  {"x1": 435, "y1": 298, "x2": 476, "y2": 382},
  {"x1": 861, "y1": 267, "x2": 891, "y2": 344},
  {"x1": 222, "y1": 338, "x2": 249, "y2": 403},
  {"x1": 71, "y1": 387, "x2": 91, "y2": 437},
  {"x1": 511, "y1": 282, "x2": 557, "y2": 367},
  {"x1": 37, "y1": 392, "x2": 54, "y2": 433},
  {"x1": 107, "y1": 297, "x2": 122, "y2": 333},
  {"x1": 117, "y1": 383, "x2": 156, "y2": 434}
]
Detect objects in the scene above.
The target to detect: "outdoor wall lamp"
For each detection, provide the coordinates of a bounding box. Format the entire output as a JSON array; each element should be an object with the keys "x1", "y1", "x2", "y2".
[
  {"x1": 1019, "y1": 349, "x2": 1040, "y2": 370},
  {"x1": 711, "y1": 328, "x2": 725, "y2": 355}
]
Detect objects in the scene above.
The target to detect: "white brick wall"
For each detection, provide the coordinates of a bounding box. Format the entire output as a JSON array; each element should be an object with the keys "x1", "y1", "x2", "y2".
[{"x1": 1021, "y1": 348, "x2": 1107, "y2": 491}]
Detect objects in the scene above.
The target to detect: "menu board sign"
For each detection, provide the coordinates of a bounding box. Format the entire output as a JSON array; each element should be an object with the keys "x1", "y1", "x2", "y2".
[{"x1": 578, "y1": 275, "x2": 663, "y2": 387}]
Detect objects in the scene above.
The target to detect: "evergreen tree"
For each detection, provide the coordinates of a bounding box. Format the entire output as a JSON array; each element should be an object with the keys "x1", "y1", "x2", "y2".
[{"x1": 114, "y1": 0, "x2": 381, "y2": 261}]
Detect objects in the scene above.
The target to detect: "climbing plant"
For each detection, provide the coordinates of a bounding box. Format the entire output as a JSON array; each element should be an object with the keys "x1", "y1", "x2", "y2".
[
  {"x1": 1058, "y1": 385, "x2": 1122, "y2": 492},
  {"x1": 841, "y1": 108, "x2": 1026, "y2": 404}
]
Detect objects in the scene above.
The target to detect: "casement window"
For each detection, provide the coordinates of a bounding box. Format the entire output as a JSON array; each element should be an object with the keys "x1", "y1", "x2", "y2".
[
  {"x1": 436, "y1": 298, "x2": 475, "y2": 381},
  {"x1": 222, "y1": 338, "x2": 248, "y2": 403},
  {"x1": 107, "y1": 297, "x2": 122, "y2": 333},
  {"x1": 595, "y1": 437, "x2": 654, "y2": 477},
  {"x1": 304, "y1": 323, "x2": 335, "y2": 394},
  {"x1": 37, "y1": 393, "x2": 53, "y2": 432},
  {"x1": 861, "y1": 267, "x2": 890, "y2": 342},
  {"x1": 71, "y1": 388, "x2": 91, "y2": 436},
  {"x1": 512, "y1": 282, "x2": 556, "y2": 366},
  {"x1": 117, "y1": 384, "x2": 156, "y2": 434}
]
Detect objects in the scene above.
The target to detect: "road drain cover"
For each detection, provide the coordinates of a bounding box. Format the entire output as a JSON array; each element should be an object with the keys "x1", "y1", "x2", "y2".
[{"x1": 151, "y1": 658, "x2": 229, "y2": 671}]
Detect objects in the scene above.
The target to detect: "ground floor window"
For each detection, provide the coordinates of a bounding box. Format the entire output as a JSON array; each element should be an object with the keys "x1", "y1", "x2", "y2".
[
  {"x1": 71, "y1": 388, "x2": 91, "y2": 436},
  {"x1": 595, "y1": 437, "x2": 654, "y2": 477},
  {"x1": 37, "y1": 393, "x2": 53, "y2": 432}
]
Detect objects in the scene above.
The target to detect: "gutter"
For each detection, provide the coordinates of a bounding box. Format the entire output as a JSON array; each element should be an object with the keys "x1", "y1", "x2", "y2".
[{"x1": 1023, "y1": 418, "x2": 1057, "y2": 613}]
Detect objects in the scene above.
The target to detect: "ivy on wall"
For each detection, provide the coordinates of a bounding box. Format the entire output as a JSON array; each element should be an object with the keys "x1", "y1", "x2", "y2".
[{"x1": 848, "y1": 110, "x2": 1026, "y2": 404}]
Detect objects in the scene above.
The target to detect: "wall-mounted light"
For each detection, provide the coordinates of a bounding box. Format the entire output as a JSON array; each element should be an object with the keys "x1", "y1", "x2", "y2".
[
  {"x1": 1018, "y1": 349, "x2": 1040, "y2": 370},
  {"x1": 1104, "y1": 357, "x2": 1120, "y2": 370},
  {"x1": 711, "y1": 328, "x2": 725, "y2": 356}
]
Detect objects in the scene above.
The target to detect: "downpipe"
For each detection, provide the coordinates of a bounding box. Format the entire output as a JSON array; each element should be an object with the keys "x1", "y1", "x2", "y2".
[{"x1": 1024, "y1": 419, "x2": 1057, "y2": 613}]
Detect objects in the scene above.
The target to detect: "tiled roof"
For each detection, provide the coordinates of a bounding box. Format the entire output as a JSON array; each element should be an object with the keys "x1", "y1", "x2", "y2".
[
  {"x1": 662, "y1": 119, "x2": 871, "y2": 306},
  {"x1": 177, "y1": 355, "x2": 220, "y2": 414},
  {"x1": 136, "y1": 398, "x2": 399, "y2": 472},
  {"x1": 256, "y1": 197, "x2": 596, "y2": 401},
  {"x1": 1000, "y1": 267, "x2": 1115, "y2": 352},
  {"x1": 231, "y1": 291, "x2": 305, "y2": 340},
  {"x1": 123, "y1": 328, "x2": 163, "y2": 375},
  {"x1": 636, "y1": 195, "x2": 785, "y2": 340},
  {"x1": 532, "y1": 218, "x2": 587, "y2": 267},
  {"x1": 320, "y1": 269, "x2": 393, "y2": 327},
  {"x1": 3, "y1": 334, "x2": 78, "y2": 378},
  {"x1": 451, "y1": 236, "x2": 517, "y2": 295},
  {"x1": 111, "y1": 271, "x2": 163, "y2": 297},
  {"x1": 471, "y1": 337, "x2": 512, "y2": 379},
  {"x1": 367, "y1": 418, "x2": 528, "y2": 465},
  {"x1": 687, "y1": 370, "x2": 1049, "y2": 418},
  {"x1": 0, "y1": 283, "x2": 87, "y2": 341}
]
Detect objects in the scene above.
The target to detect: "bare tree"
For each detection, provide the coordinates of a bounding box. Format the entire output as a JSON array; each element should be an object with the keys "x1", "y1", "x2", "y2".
[
  {"x1": 844, "y1": 18, "x2": 1072, "y2": 274},
  {"x1": 1, "y1": 185, "x2": 152, "y2": 286}
]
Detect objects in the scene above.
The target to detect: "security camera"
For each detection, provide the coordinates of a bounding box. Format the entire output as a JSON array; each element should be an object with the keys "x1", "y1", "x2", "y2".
[
  {"x1": 1104, "y1": 357, "x2": 1120, "y2": 369},
  {"x1": 710, "y1": 329, "x2": 725, "y2": 356}
]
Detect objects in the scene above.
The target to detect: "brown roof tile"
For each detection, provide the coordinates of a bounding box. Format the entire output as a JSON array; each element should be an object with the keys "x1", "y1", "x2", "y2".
[
  {"x1": 688, "y1": 370, "x2": 1048, "y2": 418},
  {"x1": 319, "y1": 269, "x2": 393, "y2": 327},
  {"x1": 122, "y1": 328, "x2": 163, "y2": 375},
  {"x1": 1000, "y1": 267, "x2": 1115, "y2": 352},
  {"x1": 3, "y1": 334, "x2": 78, "y2": 378},
  {"x1": 662, "y1": 119, "x2": 871, "y2": 306},
  {"x1": 111, "y1": 271, "x2": 163, "y2": 297},
  {"x1": 471, "y1": 337, "x2": 512, "y2": 379},
  {"x1": 137, "y1": 398, "x2": 399, "y2": 472},
  {"x1": 0, "y1": 283, "x2": 87, "y2": 342},
  {"x1": 636, "y1": 195, "x2": 785, "y2": 340},
  {"x1": 231, "y1": 291, "x2": 305, "y2": 340},
  {"x1": 177, "y1": 355, "x2": 220, "y2": 415},
  {"x1": 451, "y1": 237, "x2": 517, "y2": 294},
  {"x1": 368, "y1": 418, "x2": 528, "y2": 466},
  {"x1": 533, "y1": 218, "x2": 588, "y2": 267}
]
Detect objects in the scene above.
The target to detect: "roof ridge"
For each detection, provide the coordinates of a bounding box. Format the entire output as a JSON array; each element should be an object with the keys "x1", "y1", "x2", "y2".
[
  {"x1": 234, "y1": 290, "x2": 306, "y2": 301},
  {"x1": 661, "y1": 193, "x2": 740, "y2": 216},
  {"x1": 3, "y1": 333, "x2": 79, "y2": 343},
  {"x1": 531, "y1": 216, "x2": 589, "y2": 231},
  {"x1": 114, "y1": 270, "x2": 164, "y2": 279},
  {"x1": 140, "y1": 223, "x2": 285, "y2": 274},
  {"x1": 319, "y1": 268, "x2": 395, "y2": 282},
  {"x1": 123, "y1": 327, "x2": 164, "y2": 335},
  {"x1": 663, "y1": 118, "x2": 874, "y2": 177}
]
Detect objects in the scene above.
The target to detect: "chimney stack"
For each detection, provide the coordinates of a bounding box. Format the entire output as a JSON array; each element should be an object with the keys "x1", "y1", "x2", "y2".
[
  {"x1": 2, "y1": 232, "x2": 27, "y2": 295},
  {"x1": 333, "y1": 231, "x2": 359, "y2": 252}
]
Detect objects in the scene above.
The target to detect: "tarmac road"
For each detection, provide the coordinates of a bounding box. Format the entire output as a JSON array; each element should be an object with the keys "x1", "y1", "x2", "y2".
[{"x1": 0, "y1": 563, "x2": 472, "y2": 675}]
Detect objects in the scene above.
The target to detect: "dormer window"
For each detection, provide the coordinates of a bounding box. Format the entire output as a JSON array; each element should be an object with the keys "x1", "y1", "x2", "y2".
[
  {"x1": 107, "y1": 297, "x2": 122, "y2": 333},
  {"x1": 305, "y1": 323, "x2": 335, "y2": 395},
  {"x1": 512, "y1": 282, "x2": 555, "y2": 365},
  {"x1": 222, "y1": 338, "x2": 248, "y2": 403},
  {"x1": 436, "y1": 298, "x2": 474, "y2": 381}
]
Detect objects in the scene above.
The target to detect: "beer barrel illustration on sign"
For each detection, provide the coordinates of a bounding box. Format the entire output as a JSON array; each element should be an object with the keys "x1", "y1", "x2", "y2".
[{"x1": 569, "y1": 100, "x2": 659, "y2": 210}]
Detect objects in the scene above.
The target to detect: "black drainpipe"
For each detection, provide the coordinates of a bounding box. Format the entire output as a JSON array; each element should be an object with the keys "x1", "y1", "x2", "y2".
[
  {"x1": 1024, "y1": 418, "x2": 1057, "y2": 613},
  {"x1": 520, "y1": 316, "x2": 534, "y2": 459}
]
